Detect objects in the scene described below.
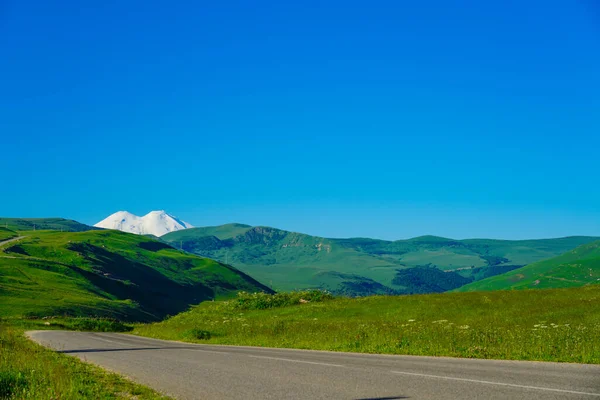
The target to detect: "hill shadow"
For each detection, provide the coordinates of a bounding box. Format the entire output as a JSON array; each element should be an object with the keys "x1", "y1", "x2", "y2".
[
  {"x1": 137, "y1": 241, "x2": 173, "y2": 252},
  {"x1": 68, "y1": 243, "x2": 214, "y2": 321}
]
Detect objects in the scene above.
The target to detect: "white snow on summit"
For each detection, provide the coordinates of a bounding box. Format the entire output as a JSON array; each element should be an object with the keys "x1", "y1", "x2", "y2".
[{"x1": 94, "y1": 210, "x2": 193, "y2": 237}]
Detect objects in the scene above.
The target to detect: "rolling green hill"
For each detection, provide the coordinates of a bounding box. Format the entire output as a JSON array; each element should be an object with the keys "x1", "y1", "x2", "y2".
[
  {"x1": 0, "y1": 217, "x2": 99, "y2": 232},
  {"x1": 161, "y1": 224, "x2": 599, "y2": 295},
  {"x1": 165, "y1": 223, "x2": 253, "y2": 243},
  {"x1": 456, "y1": 240, "x2": 600, "y2": 292},
  {"x1": 0, "y1": 227, "x2": 18, "y2": 241},
  {"x1": 0, "y1": 229, "x2": 271, "y2": 321}
]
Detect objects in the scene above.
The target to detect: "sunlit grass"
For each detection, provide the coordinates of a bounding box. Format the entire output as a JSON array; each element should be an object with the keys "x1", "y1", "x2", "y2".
[{"x1": 134, "y1": 286, "x2": 600, "y2": 364}]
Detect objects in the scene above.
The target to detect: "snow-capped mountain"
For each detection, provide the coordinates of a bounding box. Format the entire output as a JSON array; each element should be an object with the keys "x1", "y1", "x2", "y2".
[{"x1": 94, "y1": 210, "x2": 193, "y2": 237}]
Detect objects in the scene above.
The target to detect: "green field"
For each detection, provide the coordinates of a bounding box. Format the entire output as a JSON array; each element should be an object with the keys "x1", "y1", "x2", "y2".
[
  {"x1": 134, "y1": 286, "x2": 600, "y2": 364},
  {"x1": 0, "y1": 229, "x2": 270, "y2": 321},
  {"x1": 162, "y1": 224, "x2": 599, "y2": 295},
  {"x1": 457, "y1": 240, "x2": 600, "y2": 292}
]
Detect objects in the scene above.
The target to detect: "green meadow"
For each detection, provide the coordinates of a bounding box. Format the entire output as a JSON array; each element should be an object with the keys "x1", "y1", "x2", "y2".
[{"x1": 134, "y1": 286, "x2": 600, "y2": 364}]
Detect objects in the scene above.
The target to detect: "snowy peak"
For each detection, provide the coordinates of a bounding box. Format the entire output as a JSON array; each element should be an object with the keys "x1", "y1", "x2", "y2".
[{"x1": 94, "y1": 211, "x2": 193, "y2": 237}]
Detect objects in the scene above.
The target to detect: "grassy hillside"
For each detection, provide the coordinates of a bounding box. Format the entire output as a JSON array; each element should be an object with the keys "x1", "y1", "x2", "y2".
[
  {"x1": 0, "y1": 227, "x2": 17, "y2": 242},
  {"x1": 162, "y1": 224, "x2": 598, "y2": 295},
  {"x1": 164, "y1": 223, "x2": 253, "y2": 242},
  {"x1": 0, "y1": 217, "x2": 99, "y2": 232},
  {"x1": 0, "y1": 230, "x2": 271, "y2": 321},
  {"x1": 457, "y1": 240, "x2": 600, "y2": 292},
  {"x1": 134, "y1": 286, "x2": 600, "y2": 364}
]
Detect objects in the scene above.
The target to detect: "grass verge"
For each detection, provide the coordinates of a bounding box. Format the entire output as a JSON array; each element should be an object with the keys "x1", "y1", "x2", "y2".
[
  {"x1": 133, "y1": 286, "x2": 600, "y2": 364},
  {"x1": 0, "y1": 320, "x2": 171, "y2": 399},
  {"x1": 4, "y1": 317, "x2": 134, "y2": 333}
]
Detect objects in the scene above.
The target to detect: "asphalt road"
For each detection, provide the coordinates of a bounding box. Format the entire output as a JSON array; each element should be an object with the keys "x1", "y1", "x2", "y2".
[{"x1": 28, "y1": 330, "x2": 600, "y2": 400}]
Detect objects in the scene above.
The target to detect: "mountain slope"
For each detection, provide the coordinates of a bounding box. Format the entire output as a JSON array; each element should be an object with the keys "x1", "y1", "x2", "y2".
[
  {"x1": 0, "y1": 217, "x2": 98, "y2": 232},
  {"x1": 456, "y1": 240, "x2": 600, "y2": 292},
  {"x1": 94, "y1": 210, "x2": 193, "y2": 237},
  {"x1": 164, "y1": 223, "x2": 253, "y2": 242},
  {"x1": 0, "y1": 229, "x2": 271, "y2": 321},
  {"x1": 161, "y1": 224, "x2": 599, "y2": 295}
]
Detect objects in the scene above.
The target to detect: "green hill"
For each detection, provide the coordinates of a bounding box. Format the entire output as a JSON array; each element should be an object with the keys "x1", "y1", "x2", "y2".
[
  {"x1": 161, "y1": 224, "x2": 599, "y2": 295},
  {"x1": 164, "y1": 223, "x2": 253, "y2": 242},
  {"x1": 0, "y1": 229, "x2": 271, "y2": 321},
  {"x1": 456, "y1": 240, "x2": 600, "y2": 292},
  {"x1": 0, "y1": 217, "x2": 99, "y2": 232},
  {"x1": 0, "y1": 227, "x2": 18, "y2": 241}
]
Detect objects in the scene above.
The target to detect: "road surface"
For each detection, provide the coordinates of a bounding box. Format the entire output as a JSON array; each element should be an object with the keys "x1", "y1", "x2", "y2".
[
  {"x1": 28, "y1": 330, "x2": 600, "y2": 400},
  {"x1": 0, "y1": 236, "x2": 25, "y2": 247}
]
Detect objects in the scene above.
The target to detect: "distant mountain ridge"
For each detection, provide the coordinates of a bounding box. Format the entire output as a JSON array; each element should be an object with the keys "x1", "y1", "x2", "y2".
[
  {"x1": 95, "y1": 211, "x2": 193, "y2": 237},
  {"x1": 0, "y1": 217, "x2": 99, "y2": 232},
  {"x1": 162, "y1": 223, "x2": 599, "y2": 296}
]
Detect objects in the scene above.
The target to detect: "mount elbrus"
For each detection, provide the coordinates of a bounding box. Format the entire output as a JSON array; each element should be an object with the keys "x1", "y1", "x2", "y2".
[{"x1": 94, "y1": 210, "x2": 193, "y2": 237}]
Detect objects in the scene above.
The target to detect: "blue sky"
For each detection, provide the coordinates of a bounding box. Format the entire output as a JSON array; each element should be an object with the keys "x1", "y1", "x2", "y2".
[{"x1": 1, "y1": 0, "x2": 599, "y2": 240}]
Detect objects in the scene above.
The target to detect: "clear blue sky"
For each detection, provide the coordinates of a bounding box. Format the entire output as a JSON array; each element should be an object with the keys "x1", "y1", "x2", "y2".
[{"x1": 1, "y1": 0, "x2": 599, "y2": 240}]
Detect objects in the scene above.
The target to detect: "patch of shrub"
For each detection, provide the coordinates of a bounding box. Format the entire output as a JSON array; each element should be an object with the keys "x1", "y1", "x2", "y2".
[
  {"x1": 230, "y1": 290, "x2": 334, "y2": 310},
  {"x1": 392, "y1": 267, "x2": 472, "y2": 294},
  {"x1": 137, "y1": 241, "x2": 172, "y2": 252},
  {"x1": 186, "y1": 329, "x2": 211, "y2": 340},
  {"x1": 0, "y1": 370, "x2": 28, "y2": 398},
  {"x1": 3, "y1": 245, "x2": 28, "y2": 256},
  {"x1": 65, "y1": 318, "x2": 133, "y2": 332}
]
